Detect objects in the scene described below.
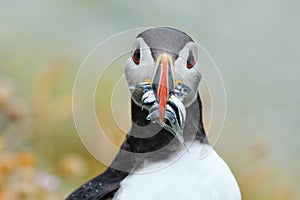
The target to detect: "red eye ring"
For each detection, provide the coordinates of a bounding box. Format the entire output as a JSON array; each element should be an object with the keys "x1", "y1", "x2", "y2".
[
  {"x1": 132, "y1": 48, "x2": 140, "y2": 65},
  {"x1": 186, "y1": 50, "x2": 195, "y2": 69}
]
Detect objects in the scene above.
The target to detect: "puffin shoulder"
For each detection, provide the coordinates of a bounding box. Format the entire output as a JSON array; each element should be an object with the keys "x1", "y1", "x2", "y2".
[{"x1": 66, "y1": 167, "x2": 128, "y2": 200}]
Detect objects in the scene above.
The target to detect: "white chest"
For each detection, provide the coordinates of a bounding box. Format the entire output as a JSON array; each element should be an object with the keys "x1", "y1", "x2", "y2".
[{"x1": 113, "y1": 143, "x2": 241, "y2": 200}]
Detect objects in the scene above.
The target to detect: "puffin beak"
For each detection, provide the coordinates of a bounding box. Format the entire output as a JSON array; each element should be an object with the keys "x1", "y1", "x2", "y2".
[{"x1": 152, "y1": 53, "x2": 175, "y2": 123}]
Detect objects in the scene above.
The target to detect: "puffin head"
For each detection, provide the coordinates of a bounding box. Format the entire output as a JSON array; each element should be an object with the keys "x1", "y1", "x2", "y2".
[{"x1": 125, "y1": 28, "x2": 201, "y2": 115}]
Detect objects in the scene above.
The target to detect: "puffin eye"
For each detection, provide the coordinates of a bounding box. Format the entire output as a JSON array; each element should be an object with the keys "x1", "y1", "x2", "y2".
[
  {"x1": 132, "y1": 48, "x2": 141, "y2": 65},
  {"x1": 186, "y1": 50, "x2": 195, "y2": 69}
]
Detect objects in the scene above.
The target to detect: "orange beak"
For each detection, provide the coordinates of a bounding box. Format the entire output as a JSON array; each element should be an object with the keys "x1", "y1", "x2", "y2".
[{"x1": 152, "y1": 54, "x2": 175, "y2": 123}]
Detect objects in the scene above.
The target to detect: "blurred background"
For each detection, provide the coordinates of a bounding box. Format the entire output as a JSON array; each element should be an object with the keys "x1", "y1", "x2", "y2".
[{"x1": 0, "y1": 0, "x2": 299, "y2": 199}]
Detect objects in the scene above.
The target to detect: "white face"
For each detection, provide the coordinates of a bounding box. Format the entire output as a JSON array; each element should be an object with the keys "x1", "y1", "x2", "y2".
[{"x1": 124, "y1": 37, "x2": 202, "y2": 107}]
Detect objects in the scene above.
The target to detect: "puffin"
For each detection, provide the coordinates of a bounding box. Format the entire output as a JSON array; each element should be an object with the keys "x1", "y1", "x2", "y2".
[{"x1": 66, "y1": 27, "x2": 241, "y2": 200}]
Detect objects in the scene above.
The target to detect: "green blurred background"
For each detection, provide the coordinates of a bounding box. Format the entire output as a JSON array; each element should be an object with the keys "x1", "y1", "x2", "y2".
[{"x1": 0, "y1": 1, "x2": 299, "y2": 199}]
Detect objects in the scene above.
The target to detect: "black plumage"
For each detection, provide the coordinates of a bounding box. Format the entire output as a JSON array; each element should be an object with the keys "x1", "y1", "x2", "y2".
[
  {"x1": 137, "y1": 27, "x2": 194, "y2": 61},
  {"x1": 66, "y1": 93, "x2": 206, "y2": 200}
]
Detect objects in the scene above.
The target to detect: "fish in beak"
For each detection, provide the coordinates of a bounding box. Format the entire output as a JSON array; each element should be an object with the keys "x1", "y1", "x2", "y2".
[{"x1": 132, "y1": 53, "x2": 191, "y2": 144}]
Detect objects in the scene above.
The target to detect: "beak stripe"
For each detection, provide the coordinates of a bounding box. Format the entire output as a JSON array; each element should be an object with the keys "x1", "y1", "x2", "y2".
[{"x1": 157, "y1": 59, "x2": 169, "y2": 122}]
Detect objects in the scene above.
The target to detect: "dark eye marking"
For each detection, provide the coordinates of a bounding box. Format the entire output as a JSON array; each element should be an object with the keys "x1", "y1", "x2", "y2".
[
  {"x1": 186, "y1": 50, "x2": 195, "y2": 69},
  {"x1": 132, "y1": 47, "x2": 141, "y2": 65}
]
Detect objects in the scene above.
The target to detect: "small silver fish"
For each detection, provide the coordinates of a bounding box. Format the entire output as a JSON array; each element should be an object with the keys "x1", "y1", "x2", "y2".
[{"x1": 135, "y1": 82, "x2": 191, "y2": 144}]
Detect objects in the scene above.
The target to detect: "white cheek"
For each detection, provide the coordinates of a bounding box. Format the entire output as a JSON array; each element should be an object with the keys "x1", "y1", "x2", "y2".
[
  {"x1": 124, "y1": 60, "x2": 155, "y2": 88},
  {"x1": 173, "y1": 59, "x2": 195, "y2": 87},
  {"x1": 142, "y1": 50, "x2": 154, "y2": 65},
  {"x1": 124, "y1": 37, "x2": 156, "y2": 87},
  {"x1": 173, "y1": 60, "x2": 201, "y2": 107}
]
